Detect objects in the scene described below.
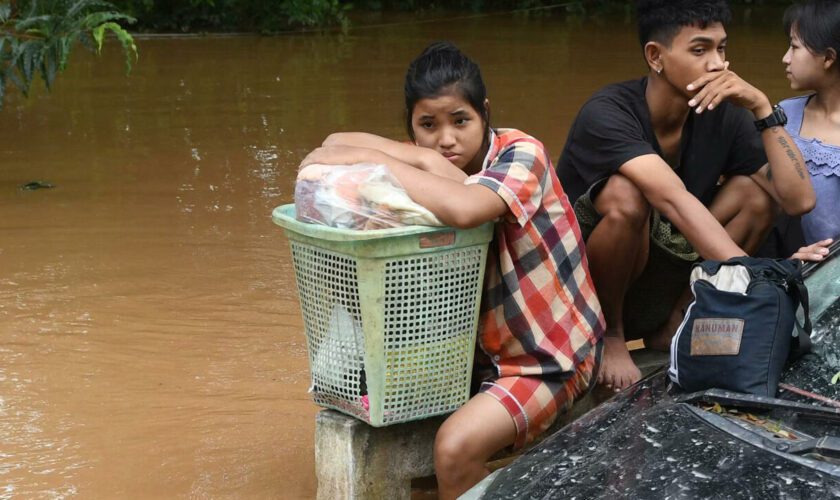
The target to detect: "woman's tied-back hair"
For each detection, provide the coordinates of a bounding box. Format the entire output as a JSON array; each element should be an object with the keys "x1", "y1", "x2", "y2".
[
  {"x1": 636, "y1": 0, "x2": 732, "y2": 49},
  {"x1": 784, "y1": 0, "x2": 840, "y2": 72},
  {"x1": 404, "y1": 41, "x2": 490, "y2": 143}
]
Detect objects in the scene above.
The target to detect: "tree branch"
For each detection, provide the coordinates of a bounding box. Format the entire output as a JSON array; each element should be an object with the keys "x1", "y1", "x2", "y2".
[{"x1": 2, "y1": 29, "x2": 45, "y2": 40}]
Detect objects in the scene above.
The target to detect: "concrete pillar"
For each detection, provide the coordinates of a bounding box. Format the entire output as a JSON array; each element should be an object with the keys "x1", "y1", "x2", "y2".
[
  {"x1": 315, "y1": 410, "x2": 446, "y2": 500},
  {"x1": 313, "y1": 349, "x2": 669, "y2": 499}
]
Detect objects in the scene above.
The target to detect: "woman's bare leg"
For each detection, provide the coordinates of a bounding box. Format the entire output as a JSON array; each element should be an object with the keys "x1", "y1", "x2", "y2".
[{"x1": 434, "y1": 393, "x2": 516, "y2": 500}]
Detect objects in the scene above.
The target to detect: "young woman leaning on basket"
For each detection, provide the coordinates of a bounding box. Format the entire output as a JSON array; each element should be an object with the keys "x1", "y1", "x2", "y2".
[{"x1": 298, "y1": 41, "x2": 605, "y2": 499}]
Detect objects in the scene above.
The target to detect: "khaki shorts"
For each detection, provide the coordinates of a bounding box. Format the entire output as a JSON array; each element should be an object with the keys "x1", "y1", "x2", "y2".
[{"x1": 574, "y1": 178, "x2": 698, "y2": 337}]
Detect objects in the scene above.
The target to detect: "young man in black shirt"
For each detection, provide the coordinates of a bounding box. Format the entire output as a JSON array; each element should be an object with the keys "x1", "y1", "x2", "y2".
[{"x1": 557, "y1": 0, "x2": 815, "y2": 391}]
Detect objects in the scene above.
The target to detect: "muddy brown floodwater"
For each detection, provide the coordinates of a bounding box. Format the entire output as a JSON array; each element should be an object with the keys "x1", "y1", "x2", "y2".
[{"x1": 0, "y1": 7, "x2": 796, "y2": 499}]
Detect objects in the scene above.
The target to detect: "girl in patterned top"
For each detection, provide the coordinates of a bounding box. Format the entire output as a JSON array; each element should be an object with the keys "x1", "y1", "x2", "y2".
[
  {"x1": 780, "y1": 0, "x2": 840, "y2": 250},
  {"x1": 300, "y1": 41, "x2": 605, "y2": 499}
]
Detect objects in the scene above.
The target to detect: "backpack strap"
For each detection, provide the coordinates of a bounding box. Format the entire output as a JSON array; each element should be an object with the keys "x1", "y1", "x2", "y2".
[
  {"x1": 767, "y1": 258, "x2": 812, "y2": 336},
  {"x1": 790, "y1": 270, "x2": 812, "y2": 336}
]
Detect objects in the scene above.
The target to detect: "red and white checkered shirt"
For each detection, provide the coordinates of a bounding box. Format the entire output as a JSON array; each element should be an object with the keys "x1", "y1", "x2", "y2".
[{"x1": 466, "y1": 128, "x2": 605, "y2": 379}]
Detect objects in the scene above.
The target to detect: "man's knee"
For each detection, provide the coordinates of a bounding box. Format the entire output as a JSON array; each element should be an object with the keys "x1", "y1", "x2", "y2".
[
  {"x1": 594, "y1": 174, "x2": 651, "y2": 228},
  {"x1": 721, "y1": 175, "x2": 776, "y2": 223}
]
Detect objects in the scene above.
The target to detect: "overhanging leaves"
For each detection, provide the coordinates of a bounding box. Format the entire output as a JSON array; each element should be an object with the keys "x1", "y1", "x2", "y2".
[
  {"x1": 92, "y1": 20, "x2": 136, "y2": 72},
  {"x1": 0, "y1": 0, "x2": 138, "y2": 109}
]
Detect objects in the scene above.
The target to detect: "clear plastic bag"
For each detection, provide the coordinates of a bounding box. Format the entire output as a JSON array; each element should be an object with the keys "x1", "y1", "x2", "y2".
[{"x1": 295, "y1": 163, "x2": 443, "y2": 229}]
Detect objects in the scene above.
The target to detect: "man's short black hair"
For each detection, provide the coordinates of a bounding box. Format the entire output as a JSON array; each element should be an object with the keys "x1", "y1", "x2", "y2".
[{"x1": 637, "y1": 0, "x2": 732, "y2": 48}]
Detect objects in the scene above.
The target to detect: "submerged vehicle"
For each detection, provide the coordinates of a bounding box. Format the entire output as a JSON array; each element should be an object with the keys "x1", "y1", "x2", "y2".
[{"x1": 465, "y1": 243, "x2": 840, "y2": 499}]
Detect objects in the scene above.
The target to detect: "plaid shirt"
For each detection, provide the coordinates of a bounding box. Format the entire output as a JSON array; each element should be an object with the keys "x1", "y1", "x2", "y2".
[{"x1": 466, "y1": 128, "x2": 605, "y2": 378}]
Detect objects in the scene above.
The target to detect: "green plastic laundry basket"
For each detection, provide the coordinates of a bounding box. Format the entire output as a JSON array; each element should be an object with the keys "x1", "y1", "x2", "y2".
[{"x1": 272, "y1": 204, "x2": 493, "y2": 426}]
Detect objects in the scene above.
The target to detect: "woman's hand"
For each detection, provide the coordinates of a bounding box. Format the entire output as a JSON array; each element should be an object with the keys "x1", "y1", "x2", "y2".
[{"x1": 791, "y1": 238, "x2": 833, "y2": 262}]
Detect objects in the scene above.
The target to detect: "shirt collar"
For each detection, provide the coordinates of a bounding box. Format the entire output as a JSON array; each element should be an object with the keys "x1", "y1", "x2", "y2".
[{"x1": 480, "y1": 129, "x2": 499, "y2": 172}]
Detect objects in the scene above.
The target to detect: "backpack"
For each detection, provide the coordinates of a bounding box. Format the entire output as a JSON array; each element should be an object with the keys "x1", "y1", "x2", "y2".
[{"x1": 668, "y1": 257, "x2": 811, "y2": 397}]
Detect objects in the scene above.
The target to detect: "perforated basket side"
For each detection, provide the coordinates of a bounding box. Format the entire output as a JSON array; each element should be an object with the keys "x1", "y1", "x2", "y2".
[
  {"x1": 373, "y1": 244, "x2": 487, "y2": 425},
  {"x1": 276, "y1": 204, "x2": 494, "y2": 425},
  {"x1": 289, "y1": 242, "x2": 368, "y2": 420},
  {"x1": 288, "y1": 240, "x2": 490, "y2": 426}
]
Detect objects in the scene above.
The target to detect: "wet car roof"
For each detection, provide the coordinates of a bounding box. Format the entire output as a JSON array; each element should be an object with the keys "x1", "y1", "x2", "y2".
[
  {"x1": 470, "y1": 245, "x2": 840, "y2": 499},
  {"x1": 477, "y1": 371, "x2": 840, "y2": 498}
]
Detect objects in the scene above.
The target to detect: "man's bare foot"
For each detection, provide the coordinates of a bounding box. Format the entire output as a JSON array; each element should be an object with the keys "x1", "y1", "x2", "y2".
[
  {"x1": 597, "y1": 335, "x2": 642, "y2": 391},
  {"x1": 644, "y1": 316, "x2": 678, "y2": 351},
  {"x1": 645, "y1": 289, "x2": 692, "y2": 351}
]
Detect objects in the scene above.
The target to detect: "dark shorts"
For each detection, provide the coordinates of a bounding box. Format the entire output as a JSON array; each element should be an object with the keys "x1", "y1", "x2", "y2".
[
  {"x1": 574, "y1": 178, "x2": 698, "y2": 337},
  {"x1": 756, "y1": 212, "x2": 806, "y2": 259}
]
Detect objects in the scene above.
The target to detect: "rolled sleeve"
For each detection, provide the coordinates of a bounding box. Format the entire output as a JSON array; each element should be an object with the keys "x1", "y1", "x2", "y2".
[
  {"x1": 466, "y1": 139, "x2": 548, "y2": 226},
  {"x1": 566, "y1": 96, "x2": 657, "y2": 180}
]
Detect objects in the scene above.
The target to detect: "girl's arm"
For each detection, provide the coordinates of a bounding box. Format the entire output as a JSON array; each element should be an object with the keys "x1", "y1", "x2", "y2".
[
  {"x1": 791, "y1": 238, "x2": 833, "y2": 262},
  {"x1": 685, "y1": 66, "x2": 815, "y2": 215},
  {"x1": 300, "y1": 145, "x2": 507, "y2": 228},
  {"x1": 749, "y1": 126, "x2": 816, "y2": 216},
  {"x1": 322, "y1": 132, "x2": 468, "y2": 183}
]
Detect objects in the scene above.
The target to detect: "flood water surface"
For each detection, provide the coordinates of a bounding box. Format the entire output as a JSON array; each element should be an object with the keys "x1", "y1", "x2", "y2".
[{"x1": 0, "y1": 8, "x2": 795, "y2": 498}]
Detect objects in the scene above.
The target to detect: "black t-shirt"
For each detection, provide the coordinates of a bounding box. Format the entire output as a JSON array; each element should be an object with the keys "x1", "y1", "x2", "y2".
[{"x1": 557, "y1": 78, "x2": 767, "y2": 206}]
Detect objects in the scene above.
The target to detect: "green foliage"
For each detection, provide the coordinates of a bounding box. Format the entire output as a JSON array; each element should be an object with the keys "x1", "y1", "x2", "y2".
[
  {"x1": 92, "y1": 21, "x2": 136, "y2": 69},
  {"x1": 353, "y1": 0, "x2": 558, "y2": 10},
  {"x1": 0, "y1": 0, "x2": 138, "y2": 108},
  {"x1": 73, "y1": 0, "x2": 799, "y2": 34},
  {"x1": 111, "y1": 0, "x2": 351, "y2": 33},
  {"x1": 281, "y1": 0, "x2": 350, "y2": 29}
]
